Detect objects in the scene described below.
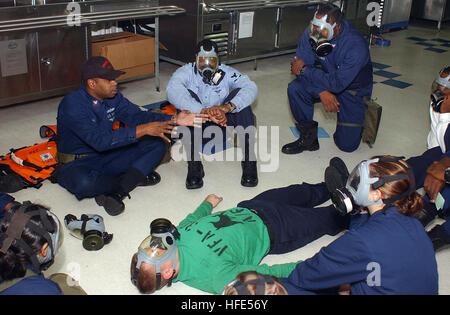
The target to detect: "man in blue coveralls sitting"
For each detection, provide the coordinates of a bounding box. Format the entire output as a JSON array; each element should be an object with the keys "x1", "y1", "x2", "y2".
[
  {"x1": 282, "y1": 3, "x2": 373, "y2": 155},
  {"x1": 56, "y1": 57, "x2": 207, "y2": 216}
]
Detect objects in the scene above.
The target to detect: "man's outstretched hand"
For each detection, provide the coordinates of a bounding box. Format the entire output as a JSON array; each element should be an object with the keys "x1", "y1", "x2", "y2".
[
  {"x1": 204, "y1": 194, "x2": 223, "y2": 208},
  {"x1": 175, "y1": 110, "x2": 209, "y2": 128}
]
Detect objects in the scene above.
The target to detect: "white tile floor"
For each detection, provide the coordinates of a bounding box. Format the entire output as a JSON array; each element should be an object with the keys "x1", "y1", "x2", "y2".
[{"x1": 0, "y1": 23, "x2": 449, "y2": 295}]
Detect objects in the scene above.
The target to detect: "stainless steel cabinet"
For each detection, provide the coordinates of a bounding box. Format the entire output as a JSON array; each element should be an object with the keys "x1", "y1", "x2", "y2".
[
  {"x1": 278, "y1": 6, "x2": 317, "y2": 49},
  {"x1": 0, "y1": 0, "x2": 185, "y2": 106},
  {"x1": 159, "y1": 0, "x2": 322, "y2": 65},
  {"x1": 38, "y1": 28, "x2": 86, "y2": 92},
  {"x1": 411, "y1": 0, "x2": 450, "y2": 30},
  {"x1": 232, "y1": 8, "x2": 278, "y2": 60},
  {"x1": 0, "y1": 27, "x2": 87, "y2": 107}
]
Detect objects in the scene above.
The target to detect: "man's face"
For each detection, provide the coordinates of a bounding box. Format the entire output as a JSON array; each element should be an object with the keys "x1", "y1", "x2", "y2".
[{"x1": 88, "y1": 78, "x2": 118, "y2": 100}]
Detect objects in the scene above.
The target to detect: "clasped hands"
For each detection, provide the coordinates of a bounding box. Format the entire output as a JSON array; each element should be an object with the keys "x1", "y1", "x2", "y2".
[
  {"x1": 137, "y1": 106, "x2": 232, "y2": 143},
  {"x1": 201, "y1": 104, "x2": 233, "y2": 127}
]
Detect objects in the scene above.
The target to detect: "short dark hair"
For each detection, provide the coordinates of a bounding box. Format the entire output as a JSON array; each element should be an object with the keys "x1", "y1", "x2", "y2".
[
  {"x1": 195, "y1": 39, "x2": 219, "y2": 56},
  {"x1": 441, "y1": 66, "x2": 450, "y2": 75},
  {"x1": 316, "y1": 3, "x2": 343, "y2": 24}
]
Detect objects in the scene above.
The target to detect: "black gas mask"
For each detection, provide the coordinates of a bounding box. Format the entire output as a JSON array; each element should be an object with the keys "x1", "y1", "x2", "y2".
[
  {"x1": 431, "y1": 68, "x2": 450, "y2": 112},
  {"x1": 431, "y1": 89, "x2": 445, "y2": 113},
  {"x1": 195, "y1": 40, "x2": 225, "y2": 85}
]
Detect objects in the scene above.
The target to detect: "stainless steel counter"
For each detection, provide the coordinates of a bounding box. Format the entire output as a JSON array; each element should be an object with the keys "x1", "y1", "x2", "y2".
[{"x1": 0, "y1": 0, "x2": 185, "y2": 107}]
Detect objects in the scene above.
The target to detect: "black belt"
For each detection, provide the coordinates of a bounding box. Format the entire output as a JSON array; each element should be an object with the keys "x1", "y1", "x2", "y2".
[{"x1": 250, "y1": 209, "x2": 275, "y2": 250}]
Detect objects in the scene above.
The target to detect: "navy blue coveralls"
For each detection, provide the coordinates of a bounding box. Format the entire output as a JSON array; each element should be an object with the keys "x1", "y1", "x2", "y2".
[
  {"x1": 0, "y1": 272, "x2": 62, "y2": 295},
  {"x1": 289, "y1": 20, "x2": 373, "y2": 152},
  {"x1": 280, "y1": 206, "x2": 439, "y2": 295},
  {"x1": 56, "y1": 86, "x2": 171, "y2": 199}
]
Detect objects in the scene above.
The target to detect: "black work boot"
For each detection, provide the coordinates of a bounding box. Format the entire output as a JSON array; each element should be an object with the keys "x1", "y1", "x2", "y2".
[
  {"x1": 282, "y1": 121, "x2": 319, "y2": 155},
  {"x1": 241, "y1": 161, "x2": 258, "y2": 187},
  {"x1": 95, "y1": 192, "x2": 129, "y2": 216},
  {"x1": 186, "y1": 161, "x2": 204, "y2": 189},
  {"x1": 416, "y1": 202, "x2": 438, "y2": 227},
  {"x1": 427, "y1": 223, "x2": 450, "y2": 251},
  {"x1": 324, "y1": 166, "x2": 346, "y2": 195},
  {"x1": 137, "y1": 171, "x2": 161, "y2": 187}
]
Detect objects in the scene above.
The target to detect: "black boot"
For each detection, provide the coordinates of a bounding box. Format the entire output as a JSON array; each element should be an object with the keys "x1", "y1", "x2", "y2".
[
  {"x1": 137, "y1": 171, "x2": 161, "y2": 186},
  {"x1": 186, "y1": 161, "x2": 204, "y2": 189},
  {"x1": 282, "y1": 121, "x2": 319, "y2": 155},
  {"x1": 241, "y1": 161, "x2": 258, "y2": 187},
  {"x1": 416, "y1": 202, "x2": 438, "y2": 227},
  {"x1": 324, "y1": 157, "x2": 349, "y2": 194},
  {"x1": 324, "y1": 166, "x2": 346, "y2": 195},
  {"x1": 427, "y1": 223, "x2": 450, "y2": 251},
  {"x1": 95, "y1": 192, "x2": 129, "y2": 216},
  {"x1": 329, "y1": 157, "x2": 349, "y2": 183}
]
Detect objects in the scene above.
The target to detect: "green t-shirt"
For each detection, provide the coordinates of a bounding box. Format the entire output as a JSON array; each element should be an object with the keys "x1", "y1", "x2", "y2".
[{"x1": 174, "y1": 202, "x2": 299, "y2": 294}]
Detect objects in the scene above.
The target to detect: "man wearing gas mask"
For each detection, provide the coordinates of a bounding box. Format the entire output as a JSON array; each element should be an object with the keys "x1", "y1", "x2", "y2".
[
  {"x1": 0, "y1": 195, "x2": 86, "y2": 295},
  {"x1": 282, "y1": 3, "x2": 373, "y2": 155},
  {"x1": 166, "y1": 39, "x2": 258, "y2": 189},
  {"x1": 279, "y1": 156, "x2": 438, "y2": 295},
  {"x1": 130, "y1": 173, "x2": 360, "y2": 295},
  {"x1": 406, "y1": 67, "x2": 450, "y2": 251}
]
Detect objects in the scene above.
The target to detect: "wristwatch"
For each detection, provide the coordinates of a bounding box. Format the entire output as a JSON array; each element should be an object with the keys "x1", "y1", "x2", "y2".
[
  {"x1": 227, "y1": 102, "x2": 236, "y2": 112},
  {"x1": 445, "y1": 167, "x2": 450, "y2": 184},
  {"x1": 299, "y1": 64, "x2": 306, "y2": 75}
]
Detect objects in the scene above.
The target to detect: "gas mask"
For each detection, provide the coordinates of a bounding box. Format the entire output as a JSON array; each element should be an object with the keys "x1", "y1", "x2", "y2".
[
  {"x1": 131, "y1": 218, "x2": 180, "y2": 292},
  {"x1": 308, "y1": 9, "x2": 340, "y2": 57},
  {"x1": 196, "y1": 46, "x2": 225, "y2": 85},
  {"x1": 431, "y1": 68, "x2": 450, "y2": 113},
  {"x1": 64, "y1": 214, "x2": 113, "y2": 251},
  {"x1": 0, "y1": 202, "x2": 63, "y2": 273},
  {"x1": 330, "y1": 157, "x2": 415, "y2": 216}
]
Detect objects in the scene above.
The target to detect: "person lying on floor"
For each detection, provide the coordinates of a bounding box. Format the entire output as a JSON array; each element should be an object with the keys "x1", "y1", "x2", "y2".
[
  {"x1": 129, "y1": 158, "x2": 356, "y2": 294},
  {"x1": 224, "y1": 156, "x2": 438, "y2": 295}
]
